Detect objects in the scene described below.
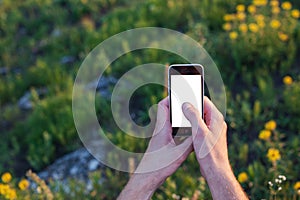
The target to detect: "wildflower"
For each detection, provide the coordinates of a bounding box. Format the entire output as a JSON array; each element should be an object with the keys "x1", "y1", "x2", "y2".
[
  {"x1": 255, "y1": 14, "x2": 265, "y2": 22},
  {"x1": 270, "y1": 0, "x2": 279, "y2": 7},
  {"x1": 18, "y1": 179, "x2": 30, "y2": 191},
  {"x1": 1, "y1": 173, "x2": 12, "y2": 183},
  {"x1": 278, "y1": 175, "x2": 287, "y2": 181},
  {"x1": 267, "y1": 148, "x2": 281, "y2": 162},
  {"x1": 237, "y1": 12, "x2": 246, "y2": 21},
  {"x1": 272, "y1": 6, "x2": 281, "y2": 14},
  {"x1": 223, "y1": 14, "x2": 235, "y2": 21},
  {"x1": 264, "y1": 120, "x2": 276, "y2": 131},
  {"x1": 5, "y1": 188, "x2": 17, "y2": 200},
  {"x1": 26, "y1": 170, "x2": 54, "y2": 200},
  {"x1": 281, "y1": 2, "x2": 292, "y2": 10},
  {"x1": 291, "y1": 9, "x2": 300, "y2": 18},
  {"x1": 257, "y1": 20, "x2": 266, "y2": 28},
  {"x1": 270, "y1": 19, "x2": 281, "y2": 29},
  {"x1": 253, "y1": 0, "x2": 267, "y2": 6},
  {"x1": 236, "y1": 4, "x2": 246, "y2": 12},
  {"x1": 294, "y1": 181, "x2": 300, "y2": 191},
  {"x1": 238, "y1": 172, "x2": 248, "y2": 183},
  {"x1": 0, "y1": 183, "x2": 9, "y2": 195},
  {"x1": 275, "y1": 178, "x2": 282, "y2": 183},
  {"x1": 249, "y1": 23, "x2": 259, "y2": 33},
  {"x1": 278, "y1": 32, "x2": 289, "y2": 42},
  {"x1": 283, "y1": 75, "x2": 293, "y2": 85},
  {"x1": 239, "y1": 23, "x2": 248, "y2": 33},
  {"x1": 259, "y1": 130, "x2": 271, "y2": 140},
  {"x1": 229, "y1": 31, "x2": 238, "y2": 40},
  {"x1": 223, "y1": 23, "x2": 232, "y2": 31},
  {"x1": 248, "y1": 5, "x2": 256, "y2": 14},
  {"x1": 268, "y1": 181, "x2": 273, "y2": 187}
]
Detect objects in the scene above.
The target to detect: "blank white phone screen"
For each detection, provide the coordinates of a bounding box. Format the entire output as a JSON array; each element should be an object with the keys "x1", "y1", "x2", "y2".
[{"x1": 171, "y1": 75, "x2": 202, "y2": 127}]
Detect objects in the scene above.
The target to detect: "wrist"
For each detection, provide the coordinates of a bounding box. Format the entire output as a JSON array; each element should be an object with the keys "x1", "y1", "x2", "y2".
[
  {"x1": 118, "y1": 172, "x2": 165, "y2": 200},
  {"x1": 201, "y1": 164, "x2": 248, "y2": 199}
]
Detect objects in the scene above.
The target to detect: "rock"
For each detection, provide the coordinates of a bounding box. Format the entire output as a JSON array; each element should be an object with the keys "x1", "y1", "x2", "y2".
[
  {"x1": 88, "y1": 159, "x2": 99, "y2": 171},
  {"x1": 0, "y1": 67, "x2": 8, "y2": 76},
  {"x1": 86, "y1": 76, "x2": 117, "y2": 98},
  {"x1": 18, "y1": 88, "x2": 48, "y2": 110},
  {"x1": 18, "y1": 92, "x2": 32, "y2": 110},
  {"x1": 38, "y1": 148, "x2": 103, "y2": 183},
  {"x1": 60, "y1": 56, "x2": 75, "y2": 64}
]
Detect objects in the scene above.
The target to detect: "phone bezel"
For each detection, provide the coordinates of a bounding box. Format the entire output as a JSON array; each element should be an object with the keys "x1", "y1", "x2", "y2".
[{"x1": 168, "y1": 64, "x2": 204, "y2": 137}]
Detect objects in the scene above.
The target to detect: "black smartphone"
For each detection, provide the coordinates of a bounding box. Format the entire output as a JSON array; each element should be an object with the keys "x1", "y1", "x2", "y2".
[{"x1": 168, "y1": 64, "x2": 204, "y2": 137}]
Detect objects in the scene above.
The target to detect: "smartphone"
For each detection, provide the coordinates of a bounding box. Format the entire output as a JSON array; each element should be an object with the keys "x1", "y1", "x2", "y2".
[{"x1": 168, "y1": 64, "x2": 204, "y2": 137}]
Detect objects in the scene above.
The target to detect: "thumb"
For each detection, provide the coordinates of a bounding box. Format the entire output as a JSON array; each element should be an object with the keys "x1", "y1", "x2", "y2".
[
  {"x1": 182, "y1": 102, "x2": 201, "y2": 130},
  {"x1": 182, "y1": 102, "x2": 208, "y2": 136}
]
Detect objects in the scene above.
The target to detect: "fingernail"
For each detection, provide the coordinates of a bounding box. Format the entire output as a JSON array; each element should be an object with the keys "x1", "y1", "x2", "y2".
[{"x1": 182, "y1": 102, "x2": 191, "y2": 110}]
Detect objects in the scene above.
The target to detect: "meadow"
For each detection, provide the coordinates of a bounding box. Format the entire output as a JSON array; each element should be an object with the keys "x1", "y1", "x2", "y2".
[{"x1": 0, "y1": 0, "x2": 299, "y2": 199}]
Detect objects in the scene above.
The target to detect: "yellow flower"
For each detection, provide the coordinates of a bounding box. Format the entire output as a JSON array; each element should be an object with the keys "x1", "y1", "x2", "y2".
[
  {"x1": 257, "y1": 20, "x2": 266, "y2": 28},
  {"x1": 238, "y1": 172, "x2": 248, "y2": 183},
  {"x1": 270, "y1": 0, "x2": 279, "y2": 7},
  {"x1": 291, "y1": 9, "x2": 300, "y2": 18},
  {"x1": 265, "y1": 120, "x2": 277, "y2": 131},
  {"x1": 267, "y1": 148, "x2": 281, "y2": 162},
  {"x1": 239, "y1": 23, "x2": 248, "y2": 33},
  {"x1": 278, "y1": 32, "x2": 289, "y2": 41},
  {"x1": 223, "y1": 23, "x2": 232, "y2": 31},
  {"x1": 281, "y1": 1, "x2": 292, "y2": 10},
  {"x1": 294, "y1": 181, "x2": 300, "y2": 190},
  {"x1": 249, "y1": 23, "x2": 259, "y2": 33},
  {"x1": 5, "y1": 188, "x2": 17, "y2": 200},
  {"x1": 223, "y1": 14, "x2": 235, "y2": 21},
  {"x1": 272, "y1": 6, "x2": 281, "y2": 14},
  {"x1": 255, "y1": 14, "x2": 265, "y2": 22},
  {"x1": 259, "y1": 130, "x2": 272, "y2": 140},
  {"x1": 229, "y1": 31, "x2": 238, "y2": 40},
  {"x1": 236, "y1": 4, "x2": 246, "y2": 12},
  {"x1": 237, "y1": 12, "x2": 246, "y2": 21},
  {"x1": 18, "y1": 179, "x2": 30, "y2": 191},
  {"x1": 248, "y1": 5, "x2": 256, "y2": 14},
  {"x1": 0, "y1": 183, "x2": 9, "y2": 195},
  {"x1": 270, "y1": 19, "x2": 281, "y2": 29},
  {"x1": 283, "y1": 75, "x2": 293, "y2": 85},
  {"x1": 1, "y1": 173, "x2": 12, "y2": 183},
  {"x1": 253, "y1": 0, "x2": 267, "y2": 6}
]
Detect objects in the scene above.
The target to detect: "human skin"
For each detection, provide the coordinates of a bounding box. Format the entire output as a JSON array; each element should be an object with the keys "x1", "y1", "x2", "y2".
[
  {"x1": 117, "y1": 97, "x2": 248, "y2": 200},
  {"x1": 182, "y1": 97, "x2": 248, "y2": 199}
]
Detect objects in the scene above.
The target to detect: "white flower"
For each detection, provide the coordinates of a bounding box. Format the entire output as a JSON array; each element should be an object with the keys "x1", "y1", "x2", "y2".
[
  {"x1": 278, "y1": 175, "x2": 286, "y2": 181},
  {"x1": 268, "y1": 181, "x2": 273, "y2": 186},
  {"x1": 278, "y1": 187, "x2": 282, "y2": 191}
]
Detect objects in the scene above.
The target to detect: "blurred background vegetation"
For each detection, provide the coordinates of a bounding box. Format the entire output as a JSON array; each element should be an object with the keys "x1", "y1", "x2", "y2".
[{"x1": 0, "y1": 0, "x2": 300, "y2": 199}]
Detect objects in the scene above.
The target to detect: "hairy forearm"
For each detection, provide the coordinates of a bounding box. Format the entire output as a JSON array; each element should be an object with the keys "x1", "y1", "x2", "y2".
[
  {"x1": 204, "y1": 166, "x2": 248, "y2": 200},
  {"x1": 117, "y1": 173, "x2": 165, "y2": 200}
]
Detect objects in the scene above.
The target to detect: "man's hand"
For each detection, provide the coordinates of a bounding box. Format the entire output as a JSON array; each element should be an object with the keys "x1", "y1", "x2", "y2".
[
  {"x1": 118, "y1": 97, "x2": 193, "y2": 200},
  {"x1": 182, "y1": 96, "x2": 248, "y2": 199}
]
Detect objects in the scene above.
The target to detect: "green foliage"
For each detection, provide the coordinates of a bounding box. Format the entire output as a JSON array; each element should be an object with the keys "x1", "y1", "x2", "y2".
[{"x1": 0, "y1": 0, "x2": 300, "y2": 199}]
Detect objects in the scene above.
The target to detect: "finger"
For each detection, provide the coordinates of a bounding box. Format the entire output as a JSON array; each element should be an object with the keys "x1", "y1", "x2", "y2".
[
  {"x1": 182, "y1": 102, "x2": 208, "y2": 138},
  {"x1": 203, "y1": 96, "x2": 224, "y2": 129},
  {"x1": 158, "y1": 96, "x2": 169, "y2": 108},
  {"x1": 182, "y1": 102, "x2": 201, "y2": 128},
  {"x1": 151, "y1": 97, "x2": 172, "y2": 143}
]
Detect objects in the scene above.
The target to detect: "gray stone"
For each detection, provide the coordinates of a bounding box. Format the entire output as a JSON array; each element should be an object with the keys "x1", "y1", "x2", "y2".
[
  {"x1": 18, "y1": 88, "x2": 48, "y2": 110},
  {"x1": 0, "y1": 67, "x2": 8, "y2": 75},
  {"x1": 38, "y1": 148, "x2": 103, "y2": 182}
]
